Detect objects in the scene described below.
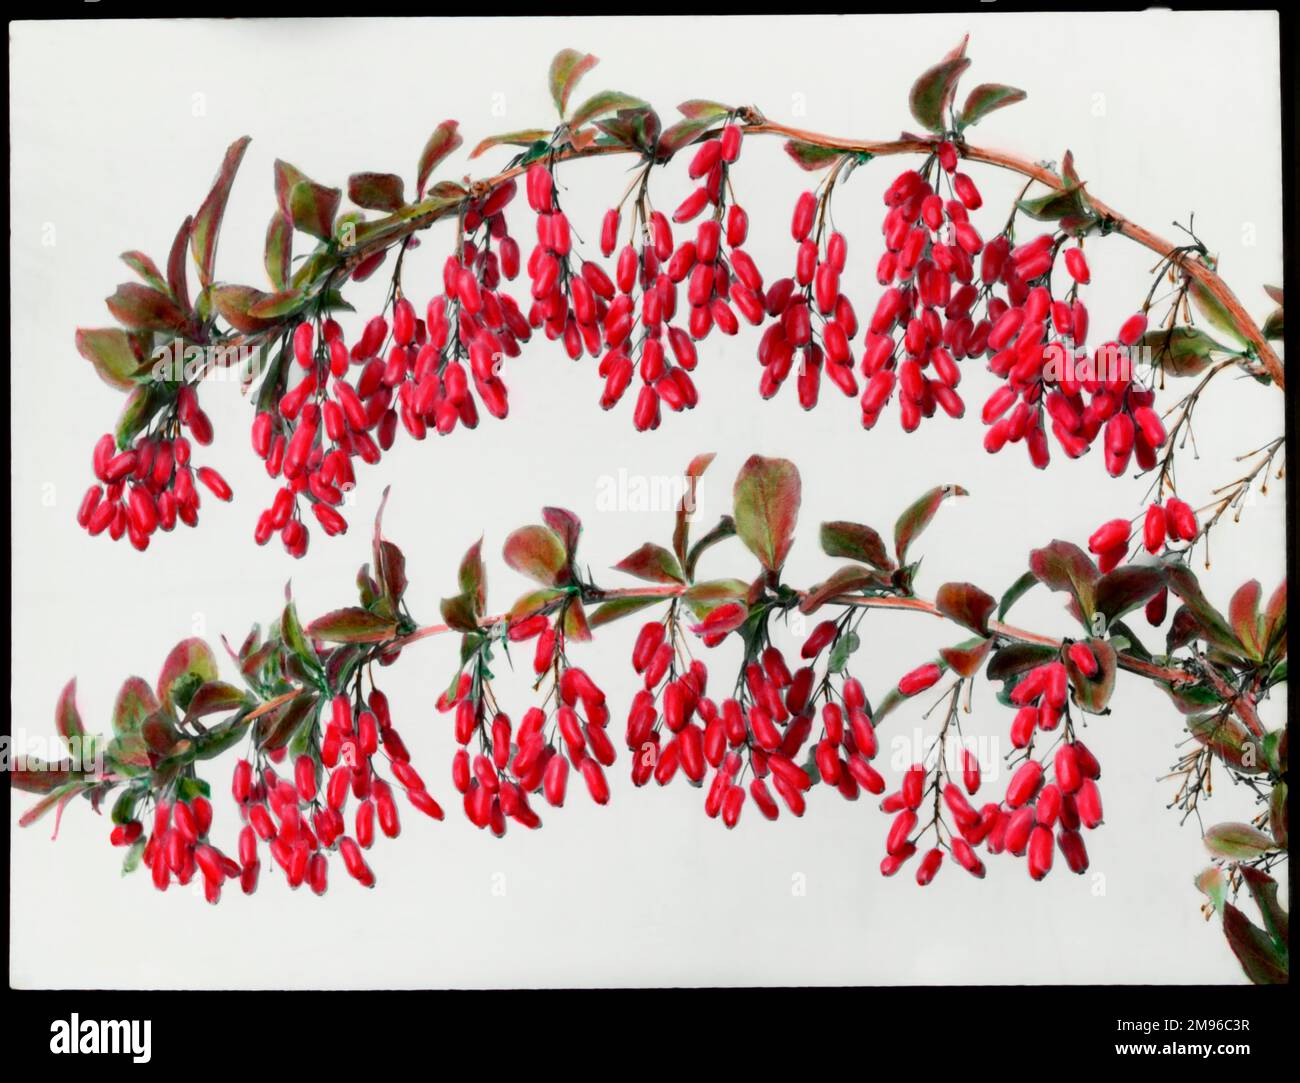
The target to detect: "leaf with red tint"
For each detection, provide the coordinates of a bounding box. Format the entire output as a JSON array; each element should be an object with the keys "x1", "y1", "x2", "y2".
[
  {"x1": 264, "y1": 211, "x2": 293, "y2": 291},
  {"x1": 55, "y1": 679, "x2": 87, "y2": 750},
  {"x1": 75, "y1": 328, "x2": 143, "y2": 391},
  {"x1": 821, "y1": 521, "x2": 894, "y2": 572},
  {"x1": 542, "y1": 507, "x2": 582, "y2": 562},
  {"x1": 936, "y1": 582, "x2": 996, "y2": 637},
  {"x1": 800, "y1": 565, "x2": 886, "y2": 615},
  {"x1": 306, "y1": 608, "x2": 397, "y2": 644},
  {"x1": 784, "y1": 141, "x2": 841, "y2": 171},
  {"x1": 563, "y1": 599, "x2": 593, "y2": 642},
  {"x1": 1166, "y1": 565, "x2": 1246, "y2": 657},
  {"x1": 416, "y1": 120, "x2": 463, "y2": 196},
  {"x1": 589, "y1": 595, "x2": 661, "y2": 628},
  {"x1": 1222, "y1": 903, "x2": 1287, "y2": 984},
  {"x1": 190, "y1": 135, "x2": 251, "y2": 288},
  {"x1": 909, "y1": 46, "x2": 971, "y2": 133},
  {"x1": 568, "y1": 90, "x2": 648, "y2": 130},
  {"x1": 504, "y1": 525, "x2": 568, "y2": 586},
  {"x1": 683, "y1": 578, "x2": 749, "y2": 622},
  {"x1": 550, "y1": 49, "x2": 599, "y2": 117},
  {"x1": 1228, "y1": 580, "x2": 1264, "y2": 660},
  {"x1": 940, "y1": 637, "x2": 993, "y2": 679},
  {"x1": 1029, "y1": 540, "x2": 1100, "y2": 624},
  {"x1": 458, "y1": 538, "x2": 487, "y2": 615},
  {"x1": 349, "y1": 172, "x2": 406, "y2": 212},
  {"x1": 673, "y1": 452, "x2": 716, "y2": 573},
  {"x1": 157, "y1": 638, "x2": 219, "y2": 715},
  {"x1": 167, "y1": 215, "x2": 193, "y2": 312},
  {"x1": 1063, "y1": 637, "x2": 1116, "y2": 713},
  {"x1": 469, "y1": 129, "x2": 552, "y2": 160},
  {"x1": 733, "y1": 455, "x2": 801, "y2": 574},
  {"x1": 209, "y1": 285, "x2": 283, "y2": 334},
  {"x1": 113, "y1": 676, "x2": 160, "y2": 736},
  {"x1": 894, "y1": 484, "x2": 967, "y2": 567},
  {"x1": 106, "y1": 283, "x2": 188, "y2": 333},
  {"x1": 958, "y1": 83, "x2": 1027, "y2": 129},
  {"x1": 274, "y1": 160, "x2": 341, "y2": 241},
  {"x1": 614, "y1": 543, "x2": 685, "y2": 585}
]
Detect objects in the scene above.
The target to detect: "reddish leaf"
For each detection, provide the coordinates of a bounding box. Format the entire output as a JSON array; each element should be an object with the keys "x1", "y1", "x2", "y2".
[
  {"x1": 820, "y1": 521, "x2": 894, "y2": 571},
  {"x1": 549, "y1": 49, "x2": 599, "y2": 117},
  {"x1": 677, "y1": 99, "x2": 731, "y2": 120},
  {"x1": 55, "y1": 679, "x2": 87, "y2": 749},
  {"x1": 1063, "y1": 638, "x2": 1117, "y2": 713},
  {"x1": 469, "y1": 128, "x2": 552, "y2": 160},
  {"x1": 503, "y1": 525, "x2": 568, "y2": 586},
  {"x1": 1223, "y1": 904, "x2": 1288, "y2": 984},
  {"x1": 113, "y1": 677, "x2": 160, "y2": 736},
  {"x1": 167, "y1": 216, "x2": 193, "y2": 313},
  {"x1": 105, "y1": 282, "x2": 188, "y2": 333},
  {"x1": 1203, "y1": 822, "x2": 1276, "y2": 860},
  {"x1": 210, "y1": 285, "x2": 283, "y2": 334},
  {"x1": 349, "y1": 171, "x2": 406, "y2": 212},
  {"x1": 935, "y1": 582, "x2": 996, "y2": 636},
  {"x1": 909, "y1": 49, "x2": 971, "y2": 132},
  {"x1": 190, "y1": 135, "x2": 251, "y2": 289},
  {"x1": 733, "y1": 455, "x2": 802, "y2": 573},
  {"x1": 1166, "y1": 565, "x2": 1246, "y2": 657},
  {"x1": 458, "y1": 538, "x2": 487, "y2": 615},
  {"x1": 568, "y1": 90, "x2": 648, "y2": 129},
  {"x1": 959, "y1": 83, "x2": 1027, "y2": 128},
  {"x1": 508, "y1": 588, "x2": 565, "y2": 623},
  {"x1": 542, "y1": 507, "x2": 582, "y2": 561},
  {"x1": 563, "y1": 599, "x2": 593, "y2": 642},
  {"x1": 157, "y1": 638, "x2": 219, "y2": 715},
  {"x1": 784, "y1": 141, "x2": 841, "y2": 171},
  {"x1": 75, "y1": 328, "x2": 143, "y2": 391},
  {"x1": 120, "y1": 250, "x2": 167, "y2": 293},
  {"x1": 1029, "y1": 541, "x2": 1100, "y2": 623},
  {"x1": 306, "y1": 607, "x2": 398, "y2": 644},
  {"x1": 799, "y1": 565, "x2": 885, "y2": 615},
  {"x1": 940, "y1": 637, "x2": 993, "y2": 678},
  {"x1": 656, "y1": 117, "x2": 716, "y2": 158},
  {"x1": 589, "y1": 595, "x2": 661, "y2": 628},
  {"x1": 274, "y1": 160, "x2": 341, "y2": 241},
  {"x1": 1096, "y1": 565, "x2": 1166, "y2": 624},
  {"x1": 13, "y1": 760, "x2": 75, "y2": 795},
  {"x1": 614, "y1": 543, "x2": 685, "y2": 585},
  {"x1": 1229, "y1": 580, "x2": 1264, "y2": 660},
  {"x1": 683, "y1": 578, "x2": 749, "y2": 621},
  {"x1": 417, "y1": 120, "x2": 463, "y2": 197},
  {"x1": 674, "y1": 452, "x2": 716, "y2": 572},
  {"x1": 894, "y1": 484, "x2": 967, "y2": 566}
]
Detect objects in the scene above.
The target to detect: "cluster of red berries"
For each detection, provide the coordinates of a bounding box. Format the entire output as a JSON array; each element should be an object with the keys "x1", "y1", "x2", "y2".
[
  {"x1": 77, "y1": 387, "x2": 232, "y2": 550},
  {"x1": 754, "y1": 190, "x2": 860, "y2": 407},
  {"x1": 1088, "y1": 497, "x2": 1199, "y2": 625},
  {"x1": 886, "y1": 653, "x2": 1103, "y2": 884},
  {"x1": 227, "y1": 689, "x2": 441, "y2": 896},
  {"x1": 439, "y1": 614, "x2": 612, "y2": 834},
  {"x1": 112, "y1": 795, "x2": 243, "y2": 903},
  {"x1": 622, "y1": 616, "x2": 886, "y2": 828}
]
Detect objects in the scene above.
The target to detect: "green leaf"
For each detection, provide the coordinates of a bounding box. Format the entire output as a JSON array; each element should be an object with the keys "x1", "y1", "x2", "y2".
[
  {"x1": 550, "y1": 49, "x2": 599, "y2": 117},
  {"x1": 820, "y1": 521, "x2": 894, "y2": 571},
  {"x1": 935, "y1": 582, "x2": 996, "y2": 637},
  {"x1": 732, "y1": 455, "x2": 802, "y2": 573},
  {"x1": 1141, "y1": 325, "x2": 1239, "y2": 377},
  {"x1": 1029, "y1": 541, "x2": 1100, "y2": 624},
  {"x1": 568, "y1": 90, "x2": 648, "y2": 129},
  {"x1": 190, "y1": 135, "x2": 251, "y2": 289},
  {"x1": 274, "y1": 160, "x2": 340, "y2": 241},
  {"x1": 908, "y1": 51, "x2": 971, "y2": 132},
  {"x1": 783, "y1": 141, "x2": 842, "y2": 171},
  {"x1": 503, "y1": 525, "x2": 568, "y2": 586},
  {"x1": 457, "y1": 538, "x2": 486, "y2": 616},
  {"x1": 349, "y1": 172, "x2": 405, "y2": 212},
  {"x1": 894, "y1": 484, "x2": 967, "y2": 566},
  {"x1": 115, "y1": 385, "x2": 160, "y2": 448},
  {"x1": 613, "y1": 543, "x2": 685, "y2": 585},
  {"x1": 417, "y1": 120, "x2": 463, "y2": 196},
  {"x1": 13, "y1": 759, "x2": 76, "y2": 794},
  {"x1": 75, "y1": 328, "x2": 145, "y2": 392},
  {"x1": 122, "y1": 837, "x2": 147, "y2": 875},
  {"x1": 183, "y1": 680, "x2": 250, "y2": 723},
  {"x1": 1017, "y1": 185, "x2": 1094, "y2": 226},
  {"x1": 987, "y1": 642, "x2": 1058, "y2": 682},
  {"x1": 589, "y1": 595, "x2": 662, "y2": 628},
  {"x1": 1184, "y1": 710, "x2": 1264, "y2": 774},
  {"x1": 541, "y1": 508, "x2": 582, "y2": 562},
  {"x1": 1195, "y1": 865, "x2": 1227, "y2": 915},
  {"x1": 562, "y1": 599, "x2": 593, "y2": 642},
  {"x1": 1189, "y1": 276, "x2": 1250, "y2": 347},
  {"x1": 1222, "y1": 903, "x2": 1288, "y2": 984},
  {"x1": 121, "y1": 250, "x2": 168, "y2": 294},
  {"x1": 1204, "y1": 822, "x2": 1276, "y2": 860},
  {"x1": 440, "y1": 593, "x2": 481, "y2": 635},
  {"x1": 306, "y1": 607, "x2": 398, "y2": 644},
  {"x1": 507, "y1": 587, "x2": 565, "y2": 623},
  {"x1": 105, "y1": 283, "x2": 188, "y2": 333},
  {"x1": 1096, "y1": 565, "x2": 1166, "y2": 625},
  {"x1": 156, "y1": 638, "x2": 219, "y2": 715},
  {"x1": 998, "y1": 570, "x2": 1039, "y2": 621},
  {"x1": 827, "y1": 631, "x2": 861, "y2": 674},
  {"x1": 247, "y1": 289, "x2": 305, "y2": 319},
  {"x1": 958, "y1": 83, "x2": 1027, "y2": 128},
  {"x1": 281, "y1": 598, "x2": 318, "y2": 669},
  {"x1": 469, "y1": 129, "x2": 553, "y2": 160},
  {"x1": 264, "y1": 211, "x2": 293, "y2": 292},
  {"x1": 167, "y1": 216, "x2": 192, "y2": 312}
]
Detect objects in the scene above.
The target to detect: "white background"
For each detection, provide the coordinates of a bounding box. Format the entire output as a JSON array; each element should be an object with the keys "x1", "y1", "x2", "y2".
[{"x1": 9, "y1": 13, "x2": 1286, "y2": 987}]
